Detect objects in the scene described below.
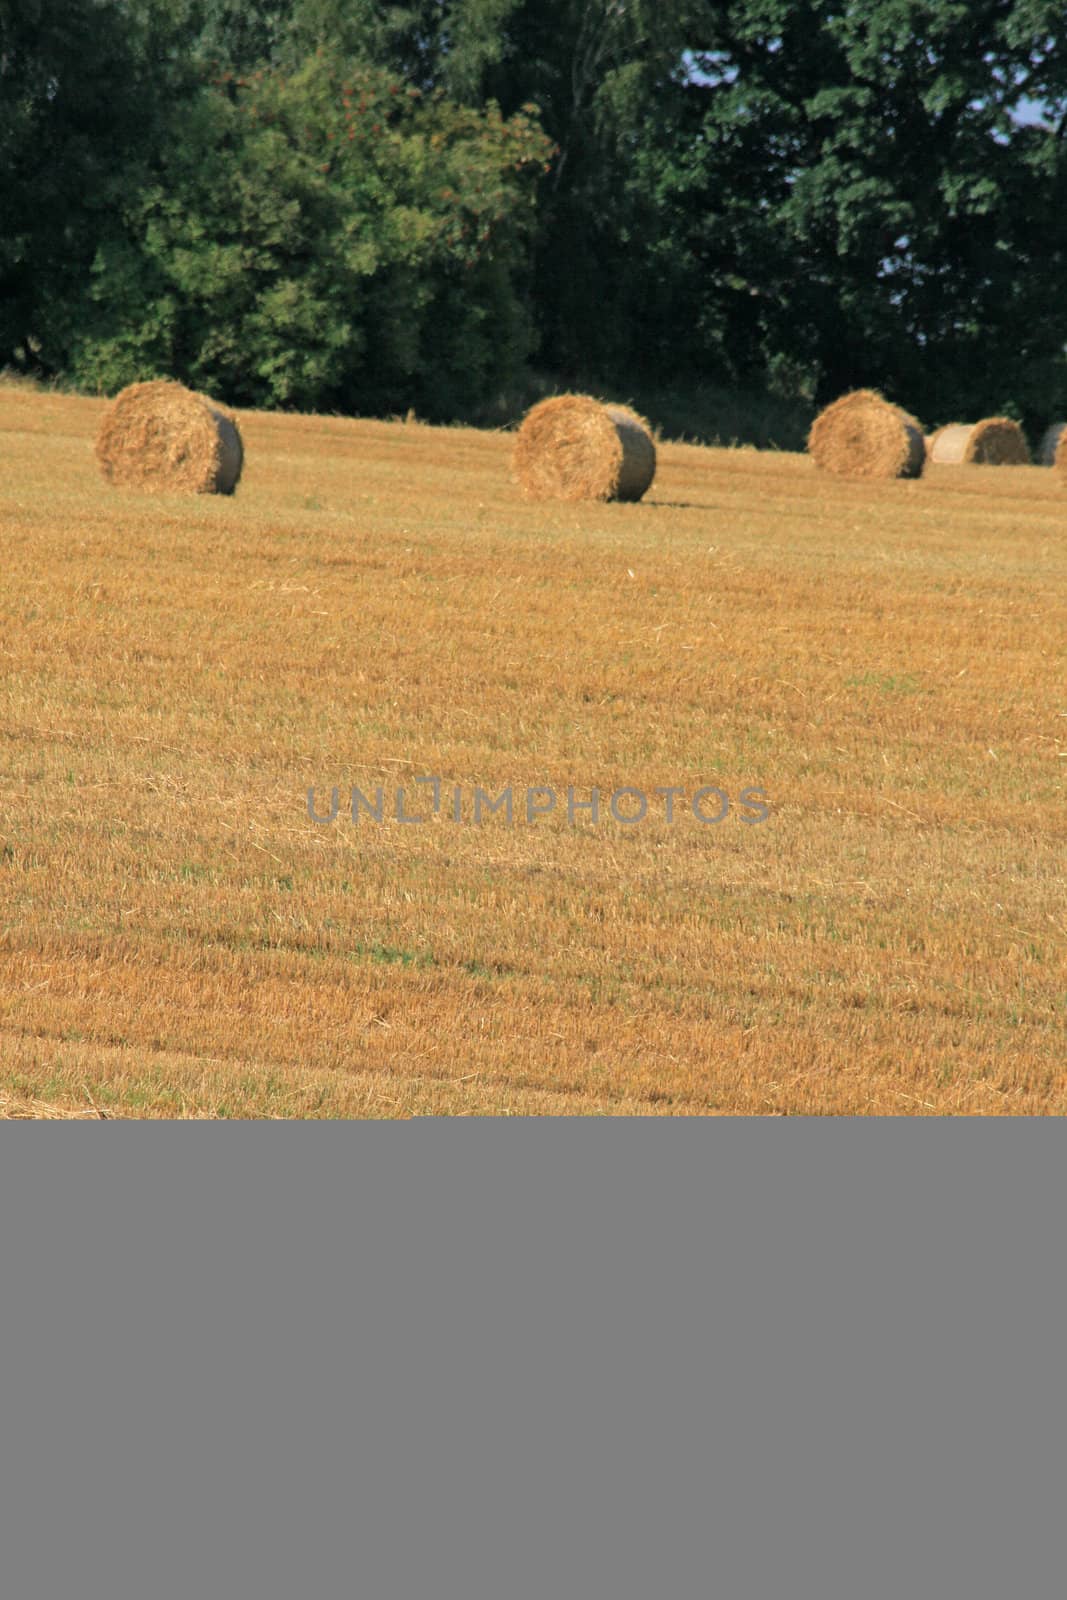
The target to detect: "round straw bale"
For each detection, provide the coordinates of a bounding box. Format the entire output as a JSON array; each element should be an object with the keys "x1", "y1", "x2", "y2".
[
  {"x1": 513, "y1": 394, "x2": 656, "y2": 502},
  {"x1": 807, "y1": 389, "x2": 925, "y2": 479},
  {"x1": 925, "y1": 426, "x2": 945, "y2": 460},
  {"x1": 1037, "y1": 423, "x2": 1067, "y2": 470},
  {"x1": 926, "y1": 418, "x2": 1029, "y2": 465},
  {"x1": 96, "y1": 379, "x2": 243, "y2": 494}
]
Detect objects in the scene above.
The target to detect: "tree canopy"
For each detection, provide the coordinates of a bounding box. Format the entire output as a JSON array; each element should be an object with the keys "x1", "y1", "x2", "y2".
[{"x1": 4, "y1": 0, "x2": 1067, "y2": 437}]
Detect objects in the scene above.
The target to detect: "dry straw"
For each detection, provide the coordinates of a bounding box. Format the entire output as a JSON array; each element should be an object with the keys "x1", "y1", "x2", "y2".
[
  {"x1": 926, "y1": 418, "x2": 1030, "y2": 465},
  {"x1": 807, "y1": 389, "x2": 925, "y2": 479},
  {"x1": 1037, "y1": 423, "x2": 1067, "y2": 471},
  {"x1": 96, "y1": 379, "x2": 244, "y2": 494},
  {"x1": 0, "y1": 1092, "x2": 107, "y2": 1120},
  {"x1": 513, "y1": 394, "x2": 657, "y2": 502}
]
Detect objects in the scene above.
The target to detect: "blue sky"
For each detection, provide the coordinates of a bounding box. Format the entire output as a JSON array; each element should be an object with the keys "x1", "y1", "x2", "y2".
[{"x1": 1013, "y1": 97, "x2": 1050, "y2": 125}]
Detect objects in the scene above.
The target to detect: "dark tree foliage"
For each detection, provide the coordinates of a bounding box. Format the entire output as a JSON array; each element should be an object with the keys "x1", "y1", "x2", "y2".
[
  {"x1": 4, "y1": 1, "x2": 1067, "y2": 434},
  {"x1": 187, "y1": 0, "x2": 294, "y2": 71},
  {"x1": 461, "y1": 0, "x2": 1067, "y2": 425},
  {"x1": 669, "y1": 0, "x2": 1067, "y2": 424},
  {"x1": 0, "y1": 1, "x2": 195, "y2": 374},
  {"x1": 66, "y1": 49, "x2": 550, "y2": 420}
]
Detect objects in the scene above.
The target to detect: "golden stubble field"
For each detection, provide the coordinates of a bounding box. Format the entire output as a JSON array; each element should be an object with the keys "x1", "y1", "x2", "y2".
[{"x1": 1, "y1": 385, "x2": 1064, "y2": 1116}]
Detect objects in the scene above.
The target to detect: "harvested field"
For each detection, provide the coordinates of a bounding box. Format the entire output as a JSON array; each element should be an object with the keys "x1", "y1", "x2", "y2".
[{"x1": 1, "y1": 387, "x2": 1065, "y2": 1116}]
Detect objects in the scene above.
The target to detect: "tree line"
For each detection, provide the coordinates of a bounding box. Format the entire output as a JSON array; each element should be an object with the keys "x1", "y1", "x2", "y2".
[{"x1": 4, "y1": 1, "x2": 1067, "y2": 442}]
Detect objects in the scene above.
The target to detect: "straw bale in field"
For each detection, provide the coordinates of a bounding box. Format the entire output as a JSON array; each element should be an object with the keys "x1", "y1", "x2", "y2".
[
  {"x1": 1037, "y1": 423, "x2": 1067, "y2": 471},
  {"x1": 96, "y1": 380, "x2": 243, "y2": 494},
  {"x1": 513, "y1": 394, "x2": 656, "y2": 502},
  {"x1": 926, "y1": 418, "x2": 1030, "y2": 465},
  {"x1": 807, "y1": 389, "x2": 925, "y2": 479}
]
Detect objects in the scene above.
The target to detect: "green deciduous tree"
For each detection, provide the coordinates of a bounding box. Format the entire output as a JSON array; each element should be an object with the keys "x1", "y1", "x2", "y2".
[
  {"x1": 7, "y1": 1, "x2": 1067, "y2": 436},
  {"x1": 0, "y1": 0, "x2": 196, "y2": 373},
  {"x1": 388, "y1": 0, "x2": 1067, "y2": 427},
  {"x1": 67, "y1": 50, "x2": 551, "y2": 418},
  {"x1": 618, "y1": 0, "x2": 1067, "y2": 424}
]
